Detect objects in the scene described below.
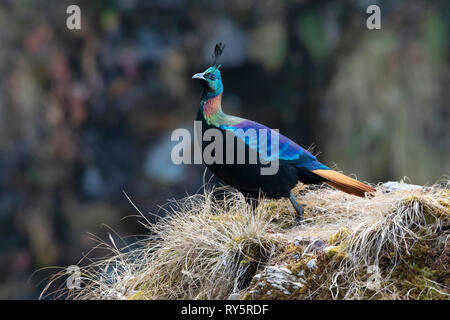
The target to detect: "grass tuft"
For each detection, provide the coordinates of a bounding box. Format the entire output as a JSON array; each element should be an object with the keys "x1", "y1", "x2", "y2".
[{"x1": 41, "y1": 181, "x2": 450, "y2": 300}]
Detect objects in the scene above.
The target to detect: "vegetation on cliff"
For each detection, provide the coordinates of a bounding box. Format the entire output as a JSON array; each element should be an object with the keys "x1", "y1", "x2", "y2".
[{"x1": 42, "y1": 180, "x2": 450, "y2": 300}]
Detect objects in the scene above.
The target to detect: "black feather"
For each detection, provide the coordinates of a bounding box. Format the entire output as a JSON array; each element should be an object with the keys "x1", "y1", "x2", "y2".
[{"x1": 212, "y1": 42, "x2": 225, "y2": 66}]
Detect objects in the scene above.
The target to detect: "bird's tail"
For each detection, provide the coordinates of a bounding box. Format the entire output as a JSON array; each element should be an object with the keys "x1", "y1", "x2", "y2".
[{"x1": 311, "y1": 169, "x2": 376, "y2": 198}]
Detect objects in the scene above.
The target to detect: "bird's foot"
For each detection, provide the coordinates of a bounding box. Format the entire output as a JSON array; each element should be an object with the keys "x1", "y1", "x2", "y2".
[{"x1": 289, "y1": 193, "x2": 305, "y2": 223}]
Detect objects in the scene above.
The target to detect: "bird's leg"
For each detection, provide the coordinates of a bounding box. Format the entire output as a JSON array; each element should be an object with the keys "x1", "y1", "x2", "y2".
[{"x1": 289, "y1": 192, "x2": 304, "y2": 222}]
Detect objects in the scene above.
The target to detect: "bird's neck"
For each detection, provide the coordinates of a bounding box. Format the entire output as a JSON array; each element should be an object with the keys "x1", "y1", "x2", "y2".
[{"x1": 201, "y1": 92, "x2": 225, "y2": 125}]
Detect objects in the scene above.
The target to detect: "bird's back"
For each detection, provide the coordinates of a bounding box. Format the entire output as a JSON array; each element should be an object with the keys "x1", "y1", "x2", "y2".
[
  {"x1": 196, "y1": 102, "x2": 327, "y2": 198},
  {"x1": 193, "y1": 59, "x2": 375, "y2": 200}
]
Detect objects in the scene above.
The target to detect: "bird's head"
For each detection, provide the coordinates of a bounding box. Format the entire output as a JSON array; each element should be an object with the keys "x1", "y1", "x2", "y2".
[
  {"x1": 192, "y1": 65, "x2": 223, "y2": 96},
  {"x1": 192, "y1": 43, "x2": 225, "y2": 97}
]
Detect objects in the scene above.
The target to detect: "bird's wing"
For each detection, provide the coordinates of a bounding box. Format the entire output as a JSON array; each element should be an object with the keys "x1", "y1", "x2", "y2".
[
  {"x1": 218, "y1": 117, "x2": 375, "y2": 198},
  {"x1": 219, "y1": 118, "x2": 328, "y2": 170}
]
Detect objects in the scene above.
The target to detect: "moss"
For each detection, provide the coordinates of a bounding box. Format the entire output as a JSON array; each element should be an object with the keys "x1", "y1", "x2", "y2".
[
  {"x1": 262, "y1": 200, "x2": 298, "y2": 228},
  {"x1": 282, "y1": 244, "x2": 303, "y2": 256},
  {"x1": 387, "y1": 238, "x2": 449, "y2": 300},
  {"x1": 128, "y1": 290, "x2": 144, "y2": 300},
  {"x1": 231, "y1": 235, "x2": 245, "y2": 243},
  {"x1": 245, "y1": 244, "x2": 344, "y2": 300},
  {"x1": 239, "y1": 242, "x2": 263, "y2": 265},
  {"x1": 291, "y1": 253, "x2": 339, "y2": 299},
  {"x1": 247, "y1": 234, "x2": 353, "y2": 300},
  {"x1": 393, "y1": 263, "x2": 448, "y2": 299},
  {"x1": 287, "y1": 260, "x2": 307, "y2": 276},
  {"x1": 324, "y1": 245, "x2": 347, "y2": 261},
  {"x1": 328, "y1": 227, "x2": 352, "y2": 245},
  {"x1": 402, "y1": 193, "x2": 450, "y2": 220}
]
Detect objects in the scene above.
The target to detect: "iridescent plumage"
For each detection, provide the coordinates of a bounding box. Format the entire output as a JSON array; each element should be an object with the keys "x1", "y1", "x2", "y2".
[
  {"x1": 220, "y1": 120, "x2": 328, "y2": 170},
  {"x1": 192, "y1": 48, "x2": 375, "y2": 220}
]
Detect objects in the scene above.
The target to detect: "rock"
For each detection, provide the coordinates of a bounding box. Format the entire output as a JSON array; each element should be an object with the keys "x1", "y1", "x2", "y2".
[
  {"x1": 292, "y1": 236, "x2": 326, "y2": 254},
  {"x1": 306, "y1": 258, "x2": 317, "y2": 271},
  {"x1": 265, "y1": 266, "x2": 304, "y2": 295},
  {"x1": 246, "y1": 266, "x2": 304, "y2": 298},
  {"x1": 381, "y1": 181, "x2": 422, "y2": 192}
]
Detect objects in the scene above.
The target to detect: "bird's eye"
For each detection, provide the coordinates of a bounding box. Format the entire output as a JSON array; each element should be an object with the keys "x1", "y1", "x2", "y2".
[{"x1": 209, "y1": 74, "x2": 216, "y2": 80}]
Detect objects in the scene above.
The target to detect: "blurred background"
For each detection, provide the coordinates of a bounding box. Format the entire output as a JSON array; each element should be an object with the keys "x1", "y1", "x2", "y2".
[{"x1": 0, "y1": 0, "x2": 448, "y2": 299}]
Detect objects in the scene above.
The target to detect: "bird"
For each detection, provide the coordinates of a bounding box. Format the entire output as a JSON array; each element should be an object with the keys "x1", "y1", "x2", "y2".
[{"x1": 192, "y1": 43, "x2": 375, "y2": 221}]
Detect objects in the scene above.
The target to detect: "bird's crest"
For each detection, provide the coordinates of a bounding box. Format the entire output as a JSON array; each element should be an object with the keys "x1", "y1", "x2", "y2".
[{"x1": 211, "y1": 42, "x2": 225, "y2": 70}]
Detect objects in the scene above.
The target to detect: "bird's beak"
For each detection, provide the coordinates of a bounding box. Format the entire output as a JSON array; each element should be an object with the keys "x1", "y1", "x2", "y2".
[{"x1": 192, "y1": 72, "x2": 206, "y2": 80}]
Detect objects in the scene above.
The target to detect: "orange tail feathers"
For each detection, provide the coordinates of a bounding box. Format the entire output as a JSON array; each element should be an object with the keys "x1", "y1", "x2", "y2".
[{"x1": 311, "y1": 169, "x2": 376, "y2": 198}]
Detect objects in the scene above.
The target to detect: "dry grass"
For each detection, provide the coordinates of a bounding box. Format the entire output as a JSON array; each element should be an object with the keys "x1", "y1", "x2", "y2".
[
  {"x1": 328, "y1": 188, "x2": 450, "y2": 299},
  {"x1": 40, "y1": 180, "x2": 450, "y2": 300},
  {"x1": 41, "y1": 186, "x2": 282, "y2": 300}
]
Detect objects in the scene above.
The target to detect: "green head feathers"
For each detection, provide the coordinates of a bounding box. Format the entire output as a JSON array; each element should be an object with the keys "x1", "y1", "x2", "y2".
[{"x1": 192, "y1": 43, "x2": 225, "y2": 97}]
